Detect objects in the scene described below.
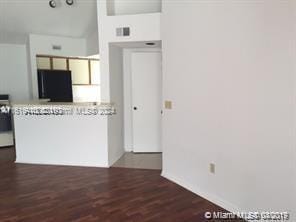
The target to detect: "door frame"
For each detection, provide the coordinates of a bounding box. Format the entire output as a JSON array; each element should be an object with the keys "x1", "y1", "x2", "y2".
[{"x1": 123, "y1": 48, "x2": 162, "y2": 153}]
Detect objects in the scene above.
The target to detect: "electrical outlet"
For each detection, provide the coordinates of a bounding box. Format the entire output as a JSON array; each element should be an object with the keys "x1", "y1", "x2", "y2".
[{"x1": 210, "y1": 163, "x2": 215, "y2": 174}]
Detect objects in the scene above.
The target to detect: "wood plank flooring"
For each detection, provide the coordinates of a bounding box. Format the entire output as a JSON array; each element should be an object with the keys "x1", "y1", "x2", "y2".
[{"x1": 0, "y1": 163, "x2": 231, "y2": 222}]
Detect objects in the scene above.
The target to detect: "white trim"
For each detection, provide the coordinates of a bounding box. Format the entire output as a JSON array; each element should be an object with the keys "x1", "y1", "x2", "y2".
[
  {"x1": 161, "y1": 170, "x2": 248, "y2": 220},
  {"x1": 123, "y1": 47, "x2": 162, "y2": 152},
  {"x1": 15, "y1": 161, "x2": 109, "y2": 168}
]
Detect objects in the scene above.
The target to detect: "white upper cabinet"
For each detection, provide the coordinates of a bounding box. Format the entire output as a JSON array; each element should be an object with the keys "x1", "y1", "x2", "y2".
[
  {"x1": 90, "y1": 60, "x2": 100, "y2": 85},
  {"x1": 37, "y1": 57, "x2": 51, "y2": 69},
  {"x1": 36, "y1": 56, "x2": 100, "y2": 85},
  {"x1": 52, "y1": 58, "x2": 67, "y2": 70},
  {"x1": 69, "y1": 59, "x2": 90, "y2": 85}
]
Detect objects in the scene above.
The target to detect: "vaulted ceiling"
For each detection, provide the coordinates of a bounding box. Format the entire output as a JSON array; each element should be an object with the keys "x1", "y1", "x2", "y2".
[{"x1": 0, "y1": 0, "x2": 98, "y2": 44}]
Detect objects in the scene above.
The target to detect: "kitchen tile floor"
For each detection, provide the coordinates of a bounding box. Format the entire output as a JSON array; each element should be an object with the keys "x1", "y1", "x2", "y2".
[
  {"x1": 112, "y1": 152, "x2": 162, "y2": 170},
  {"x1": 0, "y1": 147, "x2": 15, "y2": 162}
]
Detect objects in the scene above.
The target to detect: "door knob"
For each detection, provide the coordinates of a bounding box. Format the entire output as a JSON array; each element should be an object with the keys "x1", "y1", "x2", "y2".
[{"x1": 133, "y1": 107, "x2": 137, "y2": 110}]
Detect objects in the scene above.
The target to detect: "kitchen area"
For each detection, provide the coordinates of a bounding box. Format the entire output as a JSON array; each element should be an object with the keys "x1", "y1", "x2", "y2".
[
  {"x1": 0, "y1": 23, "x2": 105, "y2": 164},
  {"x1": 0, "y1": 42, "x2": 104, "y2": 164},
  {"x1": 0, "y1": 47, "x2": 117, "y2": 167},
  {"x1": 36, "y1": 54, "x2": 101, "y2": 103},
  {"x1": 0, "y1": 0, "x2": 102, "y2": 164}
]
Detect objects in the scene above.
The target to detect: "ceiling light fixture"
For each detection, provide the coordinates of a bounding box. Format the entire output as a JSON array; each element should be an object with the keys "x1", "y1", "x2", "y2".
[
  {"x1": 66, "y1": 0, "x2": 74, "y2": 6},
  {"x1": 49, "y1": 0, "x2": 57, "y2": 8}
]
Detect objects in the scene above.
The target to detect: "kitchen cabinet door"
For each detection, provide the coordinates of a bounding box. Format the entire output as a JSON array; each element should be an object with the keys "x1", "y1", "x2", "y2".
[
  {"x1": 90, "y1": 60, "x2": 100, "y2": 85},
  {"x1": 53, "y1": 58, "x2": 67, "y2": 70},
  {"x1": 69, "y1": 59, "x2": 90, "y2": 85},
  {"x1": 37, "y1": 57, "x2": 51, "y2": 69}
]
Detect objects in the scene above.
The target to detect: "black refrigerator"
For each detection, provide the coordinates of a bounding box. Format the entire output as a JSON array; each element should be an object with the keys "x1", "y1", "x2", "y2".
[{"x1": 38, "y1": 70, "x2": 73, "y2": 102}]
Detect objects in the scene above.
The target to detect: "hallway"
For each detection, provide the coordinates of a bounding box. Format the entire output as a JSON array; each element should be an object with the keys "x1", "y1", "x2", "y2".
[{"x1": 112, "y1": 152, "x2": 162, "y2": 170}]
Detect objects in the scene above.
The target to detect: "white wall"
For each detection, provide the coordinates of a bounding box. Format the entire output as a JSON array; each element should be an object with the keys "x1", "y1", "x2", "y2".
[
  {"x1": 107, "y1": 0, "x2": 161, "y2": 16},
  {"x1": 123, "y1": 48, "x2": 161, "y2": 151},
  {"x1": 0, "y1": 44, "x2": 30, "y2": 102},
  {"x1": 0, "y1": 32, "x2": 28, "y2": 45},
  {"x1": 162, "y1": 0, "x2": 296, "y2": 219},
  {"x1": 26, "y1": 40, "x2": 33, "y2": 98},
  {"x1": 99, "y1": 13, "x2": 161, "y2": 44},
  {"x1": 97, "y1": 0, "x2": 161, "y2": 102},
  {"x1": 97, "y1": 0, "x2": 161, "y2": 164},
  {"x1": 86, "y1": 29, "x2": 99, "y2": 56},
  {"x1": 28, "y1": 34, "x2": 87, "y2": 99},
  {"x1": 108, "y1": 45, "x2": 125, "y2": 165},
  {"x1": 72, "y1": 85, "x2": 101, "y2": 103}
]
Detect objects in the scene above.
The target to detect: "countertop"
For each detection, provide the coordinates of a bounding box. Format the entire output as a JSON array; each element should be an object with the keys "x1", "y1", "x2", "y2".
[
  {"x1": 11, "y1": 101, "x2": 114, "y2": 107},
  {"x1": 9, "y1": 101, "x2": 116, "y2": 116}
]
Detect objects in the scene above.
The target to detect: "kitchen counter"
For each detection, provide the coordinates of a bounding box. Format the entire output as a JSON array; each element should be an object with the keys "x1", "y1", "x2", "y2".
[
  {"x1": 12, "y1": 101, "x2": 116, "y2": 167},
  {"x1": 11, "y1": 101, "x2": 114, "y2": 107},
  {"x1": 11, "y1": 102, "x2": 116, "y2": 116}
]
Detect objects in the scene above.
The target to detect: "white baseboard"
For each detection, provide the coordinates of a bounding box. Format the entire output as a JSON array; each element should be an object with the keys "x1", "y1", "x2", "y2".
[
  {"x1": 161, "y1": 171, "x2": 242, "y2": 217},
  {"x1": 15, "y1": 160, "x2": 109, "y2": 168},
  {"x1": 124, "y1": 148, "x2": 133, "y2": 152}
]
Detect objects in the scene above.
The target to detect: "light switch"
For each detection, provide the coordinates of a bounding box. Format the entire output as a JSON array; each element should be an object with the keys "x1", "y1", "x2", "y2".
[
  {"x1": 210, "y1": 163, "x2": 215, "y2": 174},
  {"x1": 165, "y1": 101, "x2": 172, "y2": 109}
]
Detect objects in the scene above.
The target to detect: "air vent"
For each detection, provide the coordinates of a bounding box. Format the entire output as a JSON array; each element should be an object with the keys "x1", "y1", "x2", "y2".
[
  {"x1": 52, "y1": 45, "x2": 62, "y2": 50},
  {"x1": 116, "y1": 27, "x2": 130, "y2": 37}
]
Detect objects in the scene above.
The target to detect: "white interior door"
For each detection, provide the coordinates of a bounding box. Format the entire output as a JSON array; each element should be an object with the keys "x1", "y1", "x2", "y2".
[{"x1": 131, "y1": 52, "x2": 162, "y2": 153}]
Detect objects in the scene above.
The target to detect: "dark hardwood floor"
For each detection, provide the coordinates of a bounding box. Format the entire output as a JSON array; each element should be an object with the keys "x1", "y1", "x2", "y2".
[{"x1": 0, "y1": 150, "x2": 230, "y2": 222}]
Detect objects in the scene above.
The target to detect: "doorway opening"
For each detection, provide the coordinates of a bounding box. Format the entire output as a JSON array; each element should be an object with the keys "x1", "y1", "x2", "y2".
[{"x1": 110, "y1": 41, "x2": 162, "y2": 170}]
